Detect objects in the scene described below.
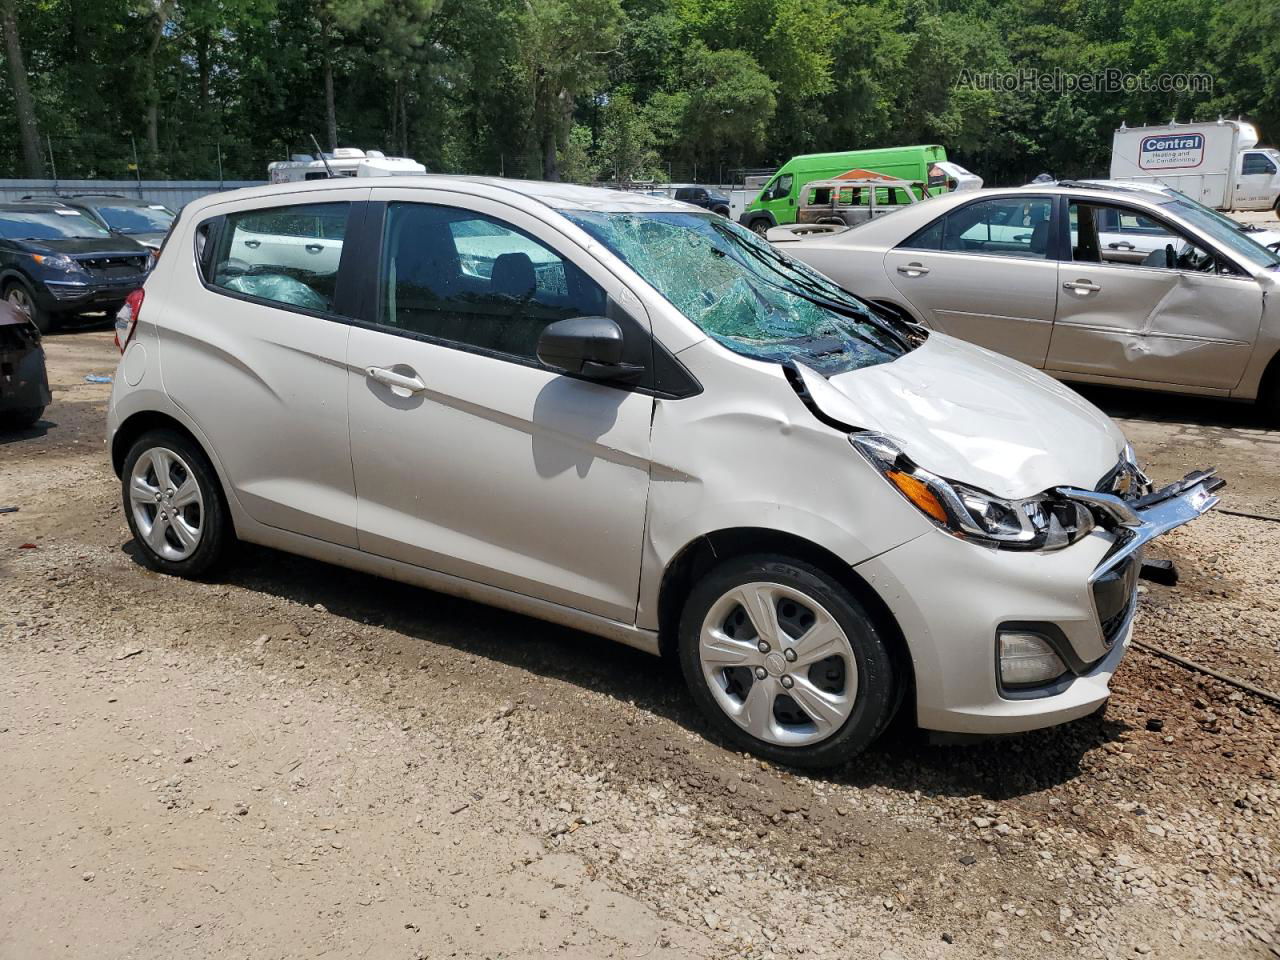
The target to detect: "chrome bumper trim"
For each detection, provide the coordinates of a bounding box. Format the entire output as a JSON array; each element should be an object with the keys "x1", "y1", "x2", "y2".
[{"x1": 1058, "y1": 468, "x2": 1224, "y2": 585}]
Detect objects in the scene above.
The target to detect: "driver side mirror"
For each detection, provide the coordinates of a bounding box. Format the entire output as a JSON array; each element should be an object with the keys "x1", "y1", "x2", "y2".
[{"x1": 537, "y1": 316, "x2": 644, "y2": 383}]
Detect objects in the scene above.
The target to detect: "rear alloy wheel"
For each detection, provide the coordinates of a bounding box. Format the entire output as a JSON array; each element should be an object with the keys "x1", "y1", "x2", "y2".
[
  {"x1": 122, "y1": 429, "x2": 229, "y2": 577},
  {"x1": 678, "y1": 555, "x2": 897, "y2": 768},
  {"x1": 5, "y1": 281, "x2": 51, "y2": 334}
]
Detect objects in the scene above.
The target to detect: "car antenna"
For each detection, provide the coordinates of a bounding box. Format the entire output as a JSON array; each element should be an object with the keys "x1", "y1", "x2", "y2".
[{"x1": 309, "y1": 135, "x2": 337, "y2": 179}]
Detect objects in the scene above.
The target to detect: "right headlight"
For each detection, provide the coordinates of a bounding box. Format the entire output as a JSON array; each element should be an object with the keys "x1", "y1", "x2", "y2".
[{"x1": 851, "y1": 433, "x2": 1095, "y2": 551}]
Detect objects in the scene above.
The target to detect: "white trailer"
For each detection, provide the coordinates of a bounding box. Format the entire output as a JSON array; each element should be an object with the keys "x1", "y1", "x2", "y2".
[
  {"x1": 267, "y1": 147, "x2": 426, "y2": 184},
  {"x1": 1109, "y1": 120, "x2": 1280, "y2": 212}
]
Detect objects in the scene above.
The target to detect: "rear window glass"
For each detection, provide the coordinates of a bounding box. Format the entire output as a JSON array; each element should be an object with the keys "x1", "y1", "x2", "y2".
[{"x1": 207, "y1": 202, "x2": 350, "y2": 313}]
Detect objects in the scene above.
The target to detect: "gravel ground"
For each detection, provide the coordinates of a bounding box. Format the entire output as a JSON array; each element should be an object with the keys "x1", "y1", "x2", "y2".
[{"x1": 1, "y1": 328, "x2": 1278, "y2": 959}]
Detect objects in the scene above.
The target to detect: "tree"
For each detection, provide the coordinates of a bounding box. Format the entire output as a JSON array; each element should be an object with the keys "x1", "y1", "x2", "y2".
[
  {"x1": 1, "y1": 0, "x2": 42, "y2": 175},
  {"x1": 520, "y1": 0, "x2": 623, "y2": 180},
  {"x1": 677, "y1": 43, "x2": 776, "y2": 166}
]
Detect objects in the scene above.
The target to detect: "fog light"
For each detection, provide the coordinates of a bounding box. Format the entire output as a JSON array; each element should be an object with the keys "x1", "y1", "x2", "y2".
[{"x1": 998, "y1": 631, "x2": 1067, "y2": 687}]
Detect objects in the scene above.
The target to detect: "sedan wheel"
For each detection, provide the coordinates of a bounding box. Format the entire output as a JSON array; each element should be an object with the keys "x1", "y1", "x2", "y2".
[{"x1": 699, "y1": 582, "x2": 857, "y2": 747}]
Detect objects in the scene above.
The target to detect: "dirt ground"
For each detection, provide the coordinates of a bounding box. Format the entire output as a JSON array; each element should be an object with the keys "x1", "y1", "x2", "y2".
[{"x1": 2, "y1": 328, "x2": 1278, "y2": 960}]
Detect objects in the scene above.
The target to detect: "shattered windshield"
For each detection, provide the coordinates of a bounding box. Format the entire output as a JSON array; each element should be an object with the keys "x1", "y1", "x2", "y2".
[{"x1": 564, "y1": 210, "x2": 915, "y2": 375}]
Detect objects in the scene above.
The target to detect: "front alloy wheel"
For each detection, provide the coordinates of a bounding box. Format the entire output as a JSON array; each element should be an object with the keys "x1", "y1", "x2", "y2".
[{"x1": 678, "y1": 555, "x2": 897, "y2": 768}]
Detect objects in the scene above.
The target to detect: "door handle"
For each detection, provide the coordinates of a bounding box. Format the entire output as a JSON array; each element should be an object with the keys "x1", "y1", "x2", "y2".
[
  {"x1": 366, "y1": 366, "x2": 426, "y2": 396},
  {"x1": 1107, "y1": 241, "x2": 1135, "y2": 251},
  {"x1": 305, "y1": 243, "x2": 323, "y2": 253},
  {"x1": 243, "y1": 239, "x2": 260, "y2": 249},
  {"x1": 896, "y1": 262, "x2": 930, "y2": 277},
  {"x1": 1063, "y1": 280, "x2": 1101, "y2": 293}
]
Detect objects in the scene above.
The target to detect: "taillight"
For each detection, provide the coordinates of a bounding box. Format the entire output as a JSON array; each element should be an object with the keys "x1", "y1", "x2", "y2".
[{"x1": 115, "y1": 287, "x2": 145, "y2": 354}]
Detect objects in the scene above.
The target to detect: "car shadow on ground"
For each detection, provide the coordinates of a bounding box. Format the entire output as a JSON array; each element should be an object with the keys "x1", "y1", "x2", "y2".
[
  {"x1": 1073, "y1": 383, "x2": 1273, "y2": 430},
  {"x1": 122, "y1": 537, "x2": 1126, "y2": 802},
  {"x1": 0, "y1": 415, "x2": 55, "y2": 443}
]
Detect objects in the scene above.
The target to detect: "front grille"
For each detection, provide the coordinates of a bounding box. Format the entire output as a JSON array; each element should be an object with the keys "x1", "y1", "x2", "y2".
[
  {"x1": 1093, "y1": 553, "x2": 1140, "y2": 647},
  {"x1": 76, "y1": 255, "x2": 147, "y2": 279}
]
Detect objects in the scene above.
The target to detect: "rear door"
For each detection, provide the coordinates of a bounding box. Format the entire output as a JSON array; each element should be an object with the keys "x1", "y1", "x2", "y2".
[
  {"x1": 159, "y1": 189, "x2": 367, "y2": 546},
  {"x1": 344, "y1": 189, "x2": 655, "y2": 621},
  {"x1": 882, "y1": 194, "x2": 1060, "y2": 367},
  {"x1": 1048, "y1": 199, "x2": 1263, "y2": 390}
]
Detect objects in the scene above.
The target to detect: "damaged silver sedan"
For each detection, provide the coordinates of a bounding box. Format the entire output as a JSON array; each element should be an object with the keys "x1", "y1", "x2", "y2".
[{"x1": 775, "y1": 181, "x2": 1280, "y2": 418}]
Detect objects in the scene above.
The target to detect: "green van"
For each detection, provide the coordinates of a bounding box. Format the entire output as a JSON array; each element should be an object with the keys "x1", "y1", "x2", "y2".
[{"x1": 739, "y1": 145, "x2": 949, "y2": 235}]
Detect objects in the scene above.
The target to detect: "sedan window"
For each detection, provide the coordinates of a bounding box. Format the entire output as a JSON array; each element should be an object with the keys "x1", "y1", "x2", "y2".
[
  {"x1": 378, "y1": 202, "x2": 607, "y2": 361},
  {"x1": 208, "y1": 202, "x2": 349, "y2": 312},
  {"x1": 941, "y1": 197, "x2": 1054, "y2": 259}
]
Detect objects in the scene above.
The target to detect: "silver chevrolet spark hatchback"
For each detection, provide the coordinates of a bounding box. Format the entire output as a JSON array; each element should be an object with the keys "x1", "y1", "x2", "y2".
[{"x1": 107, "y1": 178, "x2": 1221, "y2": 768}]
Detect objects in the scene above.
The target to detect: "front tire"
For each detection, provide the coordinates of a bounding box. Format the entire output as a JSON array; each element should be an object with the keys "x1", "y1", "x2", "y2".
[
  {"x1": 677, "y1": 554, "x2": 897, "y2": 769},
  {"x1": 122, "y1": 429, "x2": 230, "y2": 578},
  {"x1": 5, "y1": 279, "x2": 51, "y2": 334},
  {"x1": 747, "y1": 218, "x2": 771, "y2": 237}
]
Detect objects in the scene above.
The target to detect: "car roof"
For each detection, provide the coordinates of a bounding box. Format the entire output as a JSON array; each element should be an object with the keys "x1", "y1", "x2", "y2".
[
  {"x1": 796, "y1": 183, "x2": 1179, "y2": 249},
  {"x1": 0, "y1": 200, "x2": 95, "y2": 213},
  {"x1": 188, "y1": 175, "x2": 695, "y2": 218}
]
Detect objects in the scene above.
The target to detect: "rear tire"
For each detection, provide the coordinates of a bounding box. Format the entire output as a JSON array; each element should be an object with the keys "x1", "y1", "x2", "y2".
[
  {"x1": 4, "y1": 279, "x2": 51, "y2": 334},
  {"x1": 0, "y1": 405, "x2": 44, "y2": 430},
  {"x1": 677, "y1": 554, "x2": 897, "y2": 769},
  {"x1": 122, "y1": 429, "x2": 231, "y2": 578}
]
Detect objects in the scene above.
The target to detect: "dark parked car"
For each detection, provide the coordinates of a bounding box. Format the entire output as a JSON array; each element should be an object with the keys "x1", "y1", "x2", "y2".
[
  {"x1": 0, "y1": 299, "x2": 49, "y2": 429},
  {"x1": 21, "y1": 194, "x2": 176, "y2": 252},
  {"x1": 673, "y1": 186, "x2": 731, "y2": 216},
  {"x1": 0, "y1": 202, "x2": 152, "y2": 333}
]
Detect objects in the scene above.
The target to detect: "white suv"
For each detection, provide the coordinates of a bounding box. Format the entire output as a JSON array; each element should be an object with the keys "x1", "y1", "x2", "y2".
[{"x1": 107, "y1": 177, "x2": 1220, "y2": 768}]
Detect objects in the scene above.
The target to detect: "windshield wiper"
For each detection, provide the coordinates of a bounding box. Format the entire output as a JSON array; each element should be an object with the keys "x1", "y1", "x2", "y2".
[{"x1": 709, "y1": 221, "x2": 911, "y2": 350}]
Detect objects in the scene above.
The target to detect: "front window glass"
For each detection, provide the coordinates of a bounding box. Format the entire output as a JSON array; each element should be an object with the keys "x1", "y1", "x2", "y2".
[
  {"x1": 1160, "y1": 196, "x2": 1280, "y2": 270},
  {"x1": 209, "y1": 202, "x2": 349, "y2": 312},
  {"x1": 0, "y1": 209, "x2": 110, "y2": 240},
  {"x1": 565, "y1": 210, "x2": 912, "y2": 375},
  {"x1": 1242, "y1": 153, "x2": 1277, "y2": 176},
  {"x1": 379, "y1": 202, "x2": 607, "y2": 361},
  {"x1": 765, "y1": 174, "x2": 793, "y2": 201},
  {"x1": 95, "y1": 203, "x2": 175, "y2": 234},
  {"x1": 1071, "y1": 201, "x2": 1231, "y2": 273}
]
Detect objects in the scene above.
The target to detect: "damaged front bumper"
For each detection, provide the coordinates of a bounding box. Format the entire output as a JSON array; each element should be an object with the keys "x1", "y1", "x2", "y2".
[{"x1": 855, "y1": 468, "x2": 1223, "y2": 736}]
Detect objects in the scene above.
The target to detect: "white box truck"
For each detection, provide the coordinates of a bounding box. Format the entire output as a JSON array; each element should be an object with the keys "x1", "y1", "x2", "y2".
[{"x1": 1110, "y1": 120, "x2": 1280, "y2": 212}]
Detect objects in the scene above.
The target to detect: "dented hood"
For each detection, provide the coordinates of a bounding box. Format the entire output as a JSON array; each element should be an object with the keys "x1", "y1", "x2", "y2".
[{"x1": 797, "y1": 334, "x2": 1126, "y2": 499}]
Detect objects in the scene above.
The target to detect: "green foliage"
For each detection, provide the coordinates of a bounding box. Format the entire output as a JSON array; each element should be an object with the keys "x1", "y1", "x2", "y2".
[{"x1": 0, "y1": 0, "x2": 1275, "y2": 183}]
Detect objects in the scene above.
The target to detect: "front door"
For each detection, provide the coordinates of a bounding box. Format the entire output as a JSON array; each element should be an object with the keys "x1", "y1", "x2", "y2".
[
  {"x1": 1234, "y1": 151, "x2": 1280, "y2": 211},
  {"x1": 345, "y1": 190, "x2": 654, "y2": 622},
  {"x1": 1048, "y1": 200, "x2": 1263, "y2": 390},
  {"x1": 882, "y1": 194, "x2": 1060, "y2": 367}
]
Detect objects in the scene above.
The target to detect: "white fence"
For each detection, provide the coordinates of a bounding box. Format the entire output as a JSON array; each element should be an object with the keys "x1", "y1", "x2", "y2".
[{"x1": 0, "y1": 179, "x2": 263, "y2": 209}]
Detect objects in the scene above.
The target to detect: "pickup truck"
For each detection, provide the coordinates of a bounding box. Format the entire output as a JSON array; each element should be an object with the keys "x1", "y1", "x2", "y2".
[{"x1": 673, "y1": 186, "x2": 731, "y2": 217}]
